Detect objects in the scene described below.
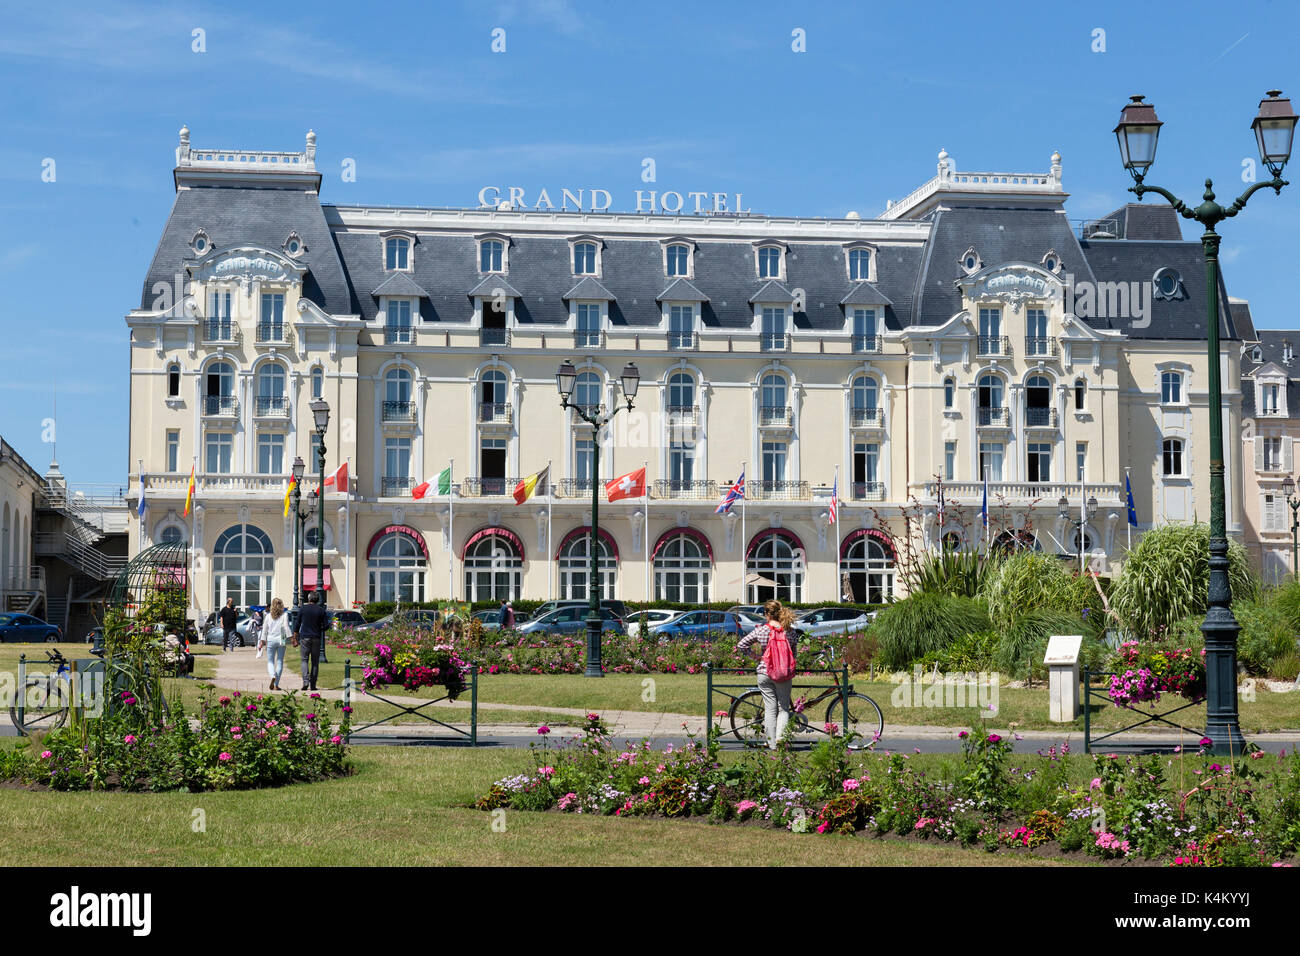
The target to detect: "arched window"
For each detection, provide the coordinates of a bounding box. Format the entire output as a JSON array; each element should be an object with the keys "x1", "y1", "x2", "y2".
[
  {"x1": 368, "y1": 531, "x2": 425, "y2": 603},
  {"x1": 941, "y1": 530, "x2": 963, "y2": 552},
  {"x1": 310, "y1": 367, "x2": 324, "y2": 400},
  {"x1": 654, "y1": 532, "x2": 711, "y2": 603},
  {"x1": 559, "y1": 533, "x2": 616, "y2": 600},
  {"x1": 747, "y1": 531, "x2": 804, "y2": 603},
  {"x1": 385, "y1": 236, "x2": 410, "y2": 270},
  {"x1": 760, "y1": 372, "x2": 787, "y2": 411},
  {"x1": 841, "y1": 534, "x2": 894, "y2": 604},
  {"x1": 851, "y1": 374, "x2": 879, "y2": 411},
  {"x1": 1072, "y1": 528, "x2": 1096, "y2": 553},
  {"x1": 573, "y1": 242, "x2": 597, "y2": 275},
  {"x1": 573, "y1": 371, "x2": 601, "y2": 411},
  {"x1": 992, "y1": 530, "x2": 1040, "y2": 554},
  {"x1": 848, "y1": 248, "x2": 871, "y2": 280},
  {"x1": 1026, "y1": 374, "x2": 1052, "y2": 426},
  {"x1": 304, "y1": 522, "x2": 334, "y2": 551},
  {"x1": 943, "y1": 376, "x2": 955, "y2": 409},
  {"x1": 1161, "y1": 371, "x2": 1183, "y2": 404},
  {"x1": 480, "y1": 239, "x2": 504, "y2": 273},
  {"x1": 204, "y1": 361, "x2": 234, "y2": 398},
  {"x1": 385, "y1": 368, "x2": 412, "y2": 404},
  {"x1": 167, "y1": 363, "x2": 181, "y2": 398},
  {"x1": 665, "y1": 244, "x2": 690, "y2": 277},
  {"x1": 977, "y1": 374, "x2": 1003, "y2": 408},
  {"x1": 464, "y1": 533, "x2": 522, "y2": 601},
  {"x1": 212, "y1": 524, "x2": 274, "y2": 610},
  {"x1": 1074, "y1": 378, "x2": 1087, "y2": 411},
  {"x1": 667, "y1": 371, "x2": 695, "y2": 410}
]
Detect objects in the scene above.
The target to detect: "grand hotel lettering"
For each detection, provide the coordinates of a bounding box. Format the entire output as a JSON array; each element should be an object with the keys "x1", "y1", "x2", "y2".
[{"x1": 477, "y1": 185, "x2": 751, "y2": 215}]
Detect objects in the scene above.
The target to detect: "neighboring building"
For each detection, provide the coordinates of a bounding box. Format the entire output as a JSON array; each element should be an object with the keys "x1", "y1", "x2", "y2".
[
  {"x1": 124, "y1": 132, "x2": 1248, "y2": 610},
  {"x1": 0, "y1": 437, "x2": 42, "y2": 613},
  {"x1": 1241, "y1": 328, "x2": 1300, "y2": 582}
]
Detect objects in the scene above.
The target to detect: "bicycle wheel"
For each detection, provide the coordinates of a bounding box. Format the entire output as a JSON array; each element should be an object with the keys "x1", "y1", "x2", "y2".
[
  {"x1": 728, "y1": 690, "x2": 767, "y2": 747},
  {"x1": 825, "y1": 692, "x2": 883, "y2": 750},
  {"x1": 9, "y1": 677, "x2": 69, "y2": 735}
]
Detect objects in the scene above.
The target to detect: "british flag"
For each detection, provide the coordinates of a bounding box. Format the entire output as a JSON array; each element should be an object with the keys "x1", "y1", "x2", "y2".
[{"x1": 716, "y1": 469, "x2": 745, "y2": 515}]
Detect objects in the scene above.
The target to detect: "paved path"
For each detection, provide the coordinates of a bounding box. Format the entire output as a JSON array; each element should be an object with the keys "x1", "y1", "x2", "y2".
[{"x1": 207, "y1": 648, "x2": 1300, "y2": 752}]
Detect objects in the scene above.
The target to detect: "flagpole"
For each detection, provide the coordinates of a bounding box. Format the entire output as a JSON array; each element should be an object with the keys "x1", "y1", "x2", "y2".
[
  {"x1": 448, "y1": 458, "x2": 455, "y2": 601},
  {"x1": 1080, "y1": 479, "x2": 1086, "y2": 574},
  {"x1": 345, "y1": 455, "x2": 353, "y2": 607},
  {"x1": 834, "y1": 464, "x2": 841, "y2": 602},
  {"x1": 189, "y1": 456, "x2": 197, "y2": 620},
  {"x1": 740, "y1": 460, "x2": 747, "y2": 605},
  {"x1": 643, "y1": 458, "x2": 649, "y2": 603},
  {"x1": 1125, "y1": 466, "x2": 1132, "y2": 553},
  {"x1": 547, "y1": 458, "x2": 553, "y2": 601}
]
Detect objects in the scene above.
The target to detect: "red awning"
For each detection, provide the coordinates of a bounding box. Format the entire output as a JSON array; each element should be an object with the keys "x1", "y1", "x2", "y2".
[
  {"x1": 301, "y1": 567, "x2": 333, "y2": 591},
  {"x1": 745, "y1": 527, "x2": 805, "y2": 560}
]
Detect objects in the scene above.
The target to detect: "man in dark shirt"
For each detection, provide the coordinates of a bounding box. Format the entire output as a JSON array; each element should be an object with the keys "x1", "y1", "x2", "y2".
[
  {"x1": 293, "y1": 591, "x2": 329, "y2": 691},
  {"x1": 219, "y1": 598, "x2": 239, "y2": 653}
]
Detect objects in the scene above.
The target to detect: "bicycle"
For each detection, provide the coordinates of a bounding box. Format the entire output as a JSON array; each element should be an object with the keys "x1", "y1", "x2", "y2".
[
  {"x1": 727, "y1": 652, "x2": 883, "y2": 750},
  {"x1": 9, "y1": 650, "x2": 74, "y2": 735}
]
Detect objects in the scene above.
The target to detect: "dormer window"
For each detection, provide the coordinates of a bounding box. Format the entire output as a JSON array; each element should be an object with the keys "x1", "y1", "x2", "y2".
[
  {"x1": 757, "y1": 246, "x2": 782, "y2": 279},
  {"x1": 385, "y1": 236, "x2": 411, "y2": 271},
  {"x1": 573, "y1": 241, "x2": 598, "y2": 275},
  {"x1": 666, "y1": 243, "x2": 691, "y2": 277},
  {"x1": 1260, "y1": 381, "x2": 1282, "y2": 415},
  {"x1": 960, "y1": 247, "x2": 982, "y2": 275},
  {"x1": 283, "y1": 232, "x2": 305, "y2": 258},
  {"x1": 479, "y1": 239, "x2": 505, "y2": 273},
  {"x1": 847, "y1": 247, "x2": 873, "y2": 281},
  {"x1": 191, "y1": 229, "x2": 211, "y2": 256}
]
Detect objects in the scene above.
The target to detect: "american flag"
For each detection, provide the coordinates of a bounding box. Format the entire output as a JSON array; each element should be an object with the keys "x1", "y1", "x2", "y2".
[
  {"x1": 716, "y1": 469, "x2": 745, "y2": 515},
  {"x1": 828, "y1": 470, "x2": 839, "y2": 523}
]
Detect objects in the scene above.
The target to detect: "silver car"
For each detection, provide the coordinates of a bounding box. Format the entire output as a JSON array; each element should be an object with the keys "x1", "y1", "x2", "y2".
[
  {"x1": 791, "y1": 607, "x2": 876, "y2": 638},
  {"x1": 626, "y1": 609, "x2": 682, "y2": 638}
]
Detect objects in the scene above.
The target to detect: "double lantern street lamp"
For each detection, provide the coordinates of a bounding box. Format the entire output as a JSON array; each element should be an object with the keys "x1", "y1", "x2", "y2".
[
  {"x1": 289, "y1": 454, "x2": 316, "y2": 610},
  {"x1": 1057, "y1": 493, "x2": 1098, "y2": 572},
  {"x1": 1280, "y1": 476, "x2": 1300, "y2": 580},
  {"x1": 291, "y1": 401, "x2": 332, "y2": 613},
  {"x1": 555, "y1": 360, "x2": 640, "y2": 677},
  {"x1": 1114, "y1": 90, "x2": 1296, "y2": 754}
]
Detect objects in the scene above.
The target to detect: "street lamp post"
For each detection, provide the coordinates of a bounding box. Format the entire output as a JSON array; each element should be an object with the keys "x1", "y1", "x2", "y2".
[
  {"x1": 309, "y1": 399, "x2": 331, "y2": 613},
  {"x1": 555, "y1": 360, "x2": 640, "y2": 677},
  {"x1": 1281, "y1": 476, "x2": 1300, "y2": 580},
  {"x1": 291, "y1": 455, "x2": 306, "y2": 608},
  {"x1": 1113, "y1": 91, "x2": 1296, "y2": 754},
  {"x1": 1058, "y1": 492, "x2": 1098, "y2": 570}
]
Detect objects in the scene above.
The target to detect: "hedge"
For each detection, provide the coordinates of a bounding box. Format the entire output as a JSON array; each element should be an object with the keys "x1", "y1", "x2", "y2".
[{"x1": 355, "y1": 599, "x2": 886, "y2": 623}]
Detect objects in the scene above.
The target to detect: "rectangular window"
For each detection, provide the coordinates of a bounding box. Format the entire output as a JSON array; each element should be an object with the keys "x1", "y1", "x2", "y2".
[
  {"x1": 257, "y1": 433, "x2": 285, "y2": 475},
  {"x1": 308, "y1": 434, "x2": 323, "y2": 472},
  {"x1": 480, "y1": 241, "x2": 503, "y2": 273},
  {"x1": 166, "y1": 430, "x2": 180, "y2": 473},
  {"x1": 207, "y1": 291, "x2": 231, "y2": 339},
  {"x1": 761, "y1": 306, "x2": 786, "y2": 350},
  {"x1": 573, "y1": 243, "x2": 596, "y2": 275},
  {"x1": 385, "y1": 438, "x2": 412, "y2": 487},
  {"x1": 574, "y1": 437, "x2": 596, "y2": 484},
  {"x1": 260, "y1": 293, "x2": 284, "y2": 335},
  {"x1": 848, "y1": 248, "x2": 870, "y2": 281},
  {"x1": 385, "y1": 299, "x2": 412, "y2": 344},
  {"x1": 979, "y1": 307, "x2": 1001, "y2": 353},
  {"x1": 1076, "y1": 442, "x2": 1087, "y2": 482},
  {"x1": 576, "y1": 303, "x2": 602, "y2": 347},
  {"x1": 1161, "y1": 371, "x2": 1184, "y2": 404},
  {"x1": 852, "y1": 308, "x2": 877, "y2": 351},
  {"x1": 944, "y1": 441, "x2": 956, "y2": 481},
  {"x1": 480, "y1": 437, "x2": 506, "y2": 482},
  {"x1": 761, "y1": 441, "x2": 787, "y2": 483},
  {"x1": 1162, "y1": 439, "x2": 1184, "y2": 476},
  {"x1": 757, "y1": 247, "x2": 781, "y2": 278},
  {"x1": 666, "y1": 245, "x2": 689, "y2": 277},
  {"x1": 669, "y1": 305, "x2": 693, "y2": 348},
  {"x1": 1262, "y1": 383, "x2": 1281, "y2": 415},
  {"x1": 1026, "y1": 308, "x2": 1048, "y2": 355},
  {"x1": 1027, "y1": 442, "x2": 1051, "y2": 483},
  {"x1": 385, "y1": 237, "x2": 409, "y2": 270},
  {"x1": 204, "y1": 432, "x2": 233, "y2": 474},
  {"x1": 1263, "y1": 437, "x2": 1283, "y2": 471},
  {"x1": 978, "y1": 442, "x2": 1004, "y2": 482},
  {"x1": 669, "y1": 440, "x2": 694, "y2": 482}
]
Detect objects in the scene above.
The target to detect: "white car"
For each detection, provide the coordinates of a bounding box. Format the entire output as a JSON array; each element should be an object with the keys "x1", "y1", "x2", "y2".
[
  {"x1": 791, "y1": 607, "x2": 876, "y2": 638},
  {"x1": 626, "y1": 609, "x2": 682, "y2": 638}
]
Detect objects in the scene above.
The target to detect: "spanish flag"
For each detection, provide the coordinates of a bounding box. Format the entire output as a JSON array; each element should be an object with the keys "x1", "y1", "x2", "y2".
[
  {"x1": 183, "y1": 464, "x2": 196, "y2": 517},
  {"x1": 283, "y1": 473, "x2": 297, "y2": 517},
  {"x1": 513, "y1": 466, "x2": 549, "y2": 505}
]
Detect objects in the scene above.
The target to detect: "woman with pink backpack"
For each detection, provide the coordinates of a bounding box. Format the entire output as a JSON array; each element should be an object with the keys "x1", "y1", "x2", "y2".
[{"x1": 735, "y1": 599, "x2": 799, "y2": 749}]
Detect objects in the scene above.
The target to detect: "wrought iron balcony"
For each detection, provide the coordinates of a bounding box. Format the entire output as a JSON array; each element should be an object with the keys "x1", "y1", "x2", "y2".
[
  {"x1": 666, "y1": 405, "x2": 699, "y2": 425},
  {"x1": 760, "y1": 332, "x2": 788, "y2": 352},
  {"x1": 852, "y1": 334, "x2": 882, "y2": 354},
  {"x1": 381, "y1": 476, "x2": 415, "y2": 497},
  {"x1": 653, "y1": 479, "x2": 718, "y2": 499},
  {"x1": 461, "y1": 476, "x2": 521, "y2": 497},
  {"x1": 573, "y1": 329, "x2": 604, "y2": 349},
  {"x1": 758, "y1": 405, "x2": 793, "y2": 427},
  {"x1": 383, "y1": 323, "x2": 414, "y2": 345},
  {"x1": 747, "y1": 480, "x2": 811, "y2": 500},
  {"x1": 383, "y1": 400, "x2": 416, "y2": 422},
  {"x1": 255, "y1": 322, "x2": 292, "y2": 345},
  {"x1": 253, "y1": 396, "x2": 288, "y2": 417},
  {"x1": 850, "y1": 407, "x2": 883, "y2": 428},
  {"x1": 667, "y1": 331, "x2": 697, "y2": 350},
  {"x1": 203, "y1": 320, "x2": 240, "y2": 344},
  {"x1": 851, "y1": 481, "x2": 886, "y2": 501},
  {"x1": 977, "y1": 406, "x2": 1010, "y2": 427},
  {"x1": 1024, "y1": 407, "x2": 1058, "y2": 428},
  {"x1": 478, "y1": 402, "x2": 513, "y2": 424},
  {"x1": 480, "y1": 327, "x2": 511, "y2": 347},
  {"x1": 202, "y1": 395, "x2": 238, "y2": 417},
  {"x1": 1024, "y1": 336, "x2": 1058, "y2": 357},
  {"x1": 977, "y1": 335, "x2": 1010, "y2": 357},
  {"x1": 558, "y1": 478, "x2": 597, "y2": 496}
]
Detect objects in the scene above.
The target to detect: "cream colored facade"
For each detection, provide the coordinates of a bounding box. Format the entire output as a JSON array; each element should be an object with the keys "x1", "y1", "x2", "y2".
[
  {"x1": 1240, "y1": 329, "x2": 1299, "y2": 582},
  {"x1": 125, "y1": 133, "x2": 1246, "y2": 615},
  {"x1": 0, "y1": 437, "x2": 41, "y2": 610}
]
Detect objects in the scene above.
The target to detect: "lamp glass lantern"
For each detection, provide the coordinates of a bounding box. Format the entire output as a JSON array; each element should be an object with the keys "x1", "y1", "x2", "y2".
[
  {"x1": 555, "y1": 361, "x2": 577, "y2": 401},
  {"x1": 1284, "y1": 476, "x2": 1296, "y2": 498},
  {"x1": 619, "y1": 362, "x2": 641, "y2": 402},
  {"x1": 1114, "y1": 95, "x2": 1163, "y2": 177},
  {"x1": 291, "y1": 455, "x2": 305, "y2": 484},
  {"x1": 310, "y1": 398, "x2": 331, "y2": 435},
  {"x1": 1252, "y1": 90, "x2": 1297, "y2": 176},
  {"x1": 1086, "y1": 495, "x2": 1099, "y2": 520},
  {"x1": 1057, "y1": 495, "x2": 1070, "y2": 521}
]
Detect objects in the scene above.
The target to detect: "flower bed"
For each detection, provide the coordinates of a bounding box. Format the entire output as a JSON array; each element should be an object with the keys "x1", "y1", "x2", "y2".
[
  {"x1": 0, "y1": 690, "x2": 352, "y2": 792},
  {"x1": 362, "y1": 640, "x2": 472, "y2": 698},
  {"x1": 1106, "y1": 641, "x2": 1206, "y2": 706},
  {"x1": 473, "y1": 720, "x2": 1300, "y2": 866}
]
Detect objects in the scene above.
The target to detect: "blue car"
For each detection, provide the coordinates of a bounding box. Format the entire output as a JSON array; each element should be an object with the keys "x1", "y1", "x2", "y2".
[
  {"x1": 0, "y1": 613, "x2": 62, "y2": 643},
  {"x1": 650, "y1": 610, "x2": 750, "y2": 639},
  {"x1": 516, "y1": 606, "x2": 625, "y2": 635}
]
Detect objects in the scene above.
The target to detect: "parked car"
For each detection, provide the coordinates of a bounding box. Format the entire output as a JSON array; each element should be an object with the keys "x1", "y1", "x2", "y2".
[
  {"x1": 516, "y1": 606, "x2": 625, "y2": 635},
  {"x1": 528, "y1": 598, "x2": 629, "y2": 622},
  {"x1": 472, "y1": 608, "x2": 506, "y2": 631},
  {"x1": 626, "y1": 609, "x2": 682, "y2": 638},
  {"x1": 328, "y1": 610, "x2": 367, "y2": 629},
  {"x1": 651, "y1": 610, "x2": 749, "y2": 639},
  {"x1": 791, "y1": 607, "x2": 876, "y2": 638},
  {"x1": 202, "y1": 612, "x2": 257, "y2": 646},
  {"x1": 727, "y1": 604, "x2": 768, "y2": 620},
  {"x1": 354, "y1": 609, "x2": 444, "y2": 633},
  {"x1": 0, "y1": 613, "x2": 61, "y2": 643}
]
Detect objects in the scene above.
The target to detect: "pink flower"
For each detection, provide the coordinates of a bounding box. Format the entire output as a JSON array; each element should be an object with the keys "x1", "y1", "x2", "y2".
[
  {"x1": 310, "y1": 693, "x2": 321, "y2": 700},
  {"x1": 638, "y1": 776, "x2": 650, "y2": 785},
  {"x1": 538, "y1": 766, "x2": 555, "y2": 778},
  {"x1": 656, "y1": 764, "x2": 666, "y2": 773},
  {"x1": 987, "y1": 734, "x2": 1002, "y2": 743},
  {"x1": 245, "y1": 704, "x2": 257, "y2": 712},
  {"x1": 958, "y1": 731, "x2": 969, "y2": 739},
  {"x1": 342, "y1": 705, "x2": 353, "y2": 714},
  {"x1": 219, "y1": 696, "x2": 231, "y2": 706},
  {"x1": 330, "y1": 735, "x2": 343, "y2": 745},
  {"x1": 40, "y1": 750, "x2": 52, "y2": 759},
  {"x1": 538, "y1": 725, "x2": 551, "y2": 735},
  {"x1": 1199, "y1": 737, "x2": 1212, "y2": 747},
  {"x1": 231, "y1": 726, "x2": 241, "y2": 734},
  {"x1": 1090, "y1": 778, "x2": 1102, "y2": 790},
  {"x1": 842, "y1": 778, "x2": 860, "y2": 792},
  {"x1": 123, "y1": 735, "x2": 137, "y2": 745},
  {"x1": 218, "y1": 752, "x2": 232, "y2": 762}
]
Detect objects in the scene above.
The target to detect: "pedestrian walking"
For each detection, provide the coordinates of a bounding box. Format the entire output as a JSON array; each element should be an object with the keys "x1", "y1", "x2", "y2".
[
  {"x1": 735, "y1": 599, "x2": 799, "y2": 750},
  {"x1": 219, "y1": 598, "x2": 239, "y2": 653},
  {"x1": 261, "y1": 598, "x2": 291, "y2": 691},
  {"x1": 292, "y1": 590, "x2": 329, "y2": 691},
  {"x1": 501, "y1": 599, "x2": 515, "y2": 630},
  {"x1": 251, "y1": 607, "x2": 265, "y2": 659}
]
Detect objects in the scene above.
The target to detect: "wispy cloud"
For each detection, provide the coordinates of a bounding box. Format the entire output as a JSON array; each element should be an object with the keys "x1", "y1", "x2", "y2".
[
  {"x1": 0, "y1": 242, "x2": 39, "y2": 271},
  {"x1": 491, "y1": 0, "x2": 587, "y2": 36},
  {"x1": 364, "y1": 138, "x2": 704, "y2": 182}
]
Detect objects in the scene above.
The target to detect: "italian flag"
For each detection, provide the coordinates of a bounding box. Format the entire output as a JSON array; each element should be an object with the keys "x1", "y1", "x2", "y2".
[
  {"x1": 322, "y1": 461, "x2": 349, "y2": 494},
  {"x1": 412, "y1": 467, "x2": 452, "y2": 500},
  {"x1": 513, "y1": 466, "x2": 549, "y2": 505},
  {"x1": 183, "y1": 465, "x2": 196, "y2": 517}
]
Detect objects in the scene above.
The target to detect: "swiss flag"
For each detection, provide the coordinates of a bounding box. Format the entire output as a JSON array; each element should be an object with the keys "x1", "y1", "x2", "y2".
[
  {"x1": 322, "y1": 462, "x2": 349, "y2": 494},
  {"x1": 605, "y1": 467, "x2": 646, "y2": 503}
]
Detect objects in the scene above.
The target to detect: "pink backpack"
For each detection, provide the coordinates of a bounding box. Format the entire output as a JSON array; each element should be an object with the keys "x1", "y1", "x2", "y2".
[{"x1": 762, "y1": 625, "x2": 797, "y2": 682}]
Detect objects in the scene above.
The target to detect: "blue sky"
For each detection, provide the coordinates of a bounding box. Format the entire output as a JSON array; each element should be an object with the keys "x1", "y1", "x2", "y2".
[{"x1": 1, "y1": 0, "x2": 1298, "y2": 486}]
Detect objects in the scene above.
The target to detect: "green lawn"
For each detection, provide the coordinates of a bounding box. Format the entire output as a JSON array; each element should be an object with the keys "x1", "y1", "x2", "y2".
[{"x1": 0, "y1": 747, "x2": 1085, "y2": 866}]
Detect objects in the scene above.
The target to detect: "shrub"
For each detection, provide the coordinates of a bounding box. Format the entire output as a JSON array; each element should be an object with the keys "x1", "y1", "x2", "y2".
[
  {"x1": 907, "y1": 549, "x2": 1000, "y2": 599},
  {"x1": 1272, "y1": 650, "x2": 1300, "y2": 682},
  {"x1": 984, "y1": 552, "x2": 1073, "y2": 632},
  {"x1": 873, "y1": 593, "x2": 992, "y2": 669},
  {"x1": 1110, "y1": 523, "x2": 1257, "y2": 638},
  {"x1": 1271, "y1": 579, "x2": 1300, "y2": 632},
  {"x1": 995, "y1": 610, "x2": 1084, "y2": 680},
  {"x1": 1234, "y1": 598, "x2": 1299, "y2": 676},
  {"x1": 843, "y1": 630, "x2": 879, "y2": 673}
]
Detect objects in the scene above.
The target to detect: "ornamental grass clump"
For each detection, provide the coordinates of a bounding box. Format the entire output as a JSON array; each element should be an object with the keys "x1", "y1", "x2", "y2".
[
  {"x1": 873, "y1": 592, "x2": 992, "y2": 669},
  {"x1": 983, "y1": 552, "x2": 1073, "y2": 632}
]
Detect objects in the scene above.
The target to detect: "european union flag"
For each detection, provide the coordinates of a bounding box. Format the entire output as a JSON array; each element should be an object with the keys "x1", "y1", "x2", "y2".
[{"x1": 1125, "y1": 472, "x2": 1138, "y2": 527}]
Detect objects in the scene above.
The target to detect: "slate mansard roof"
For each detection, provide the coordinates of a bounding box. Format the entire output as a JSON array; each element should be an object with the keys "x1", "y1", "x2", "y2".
[{"x1": 139, "y1": 159, "x2": 1242, "y2": 345}]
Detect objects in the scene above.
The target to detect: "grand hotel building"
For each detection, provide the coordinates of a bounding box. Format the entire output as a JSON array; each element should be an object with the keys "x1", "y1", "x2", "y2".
[{"x1": 125, "y1": 130, "x2": 1251, "y2": 614}]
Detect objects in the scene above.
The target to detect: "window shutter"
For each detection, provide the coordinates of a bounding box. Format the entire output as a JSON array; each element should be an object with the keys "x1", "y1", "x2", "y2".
[
  {"x1": 1255, "y1": 436, "x2": 1265, "y2": 471},
  {"x1": 1286, "y1": 437, "x2": 1294, "y2": 474}
]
